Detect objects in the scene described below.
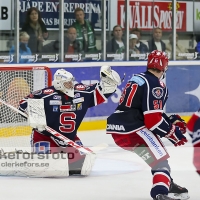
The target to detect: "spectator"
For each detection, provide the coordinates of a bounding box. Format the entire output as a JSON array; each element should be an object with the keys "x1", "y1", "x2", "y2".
[
  {"x1": 21, "y1": 7, "x2": 48, "y2": 54},
  {"x1": 129, "y1": 34, "x2": 140, "y2": 61},
  {"x1": 9, "y1": 31, "x2": 32, "y2": 63},
  {"x1": 195, "y1": 34, "x2": 200, "y2": 60},
  {"x1": 106, "y1": 25, "x2": 125, "y2": 60},
  {"x1": 131, "y1": 28, "x2": 148, "y2": 53},
  {"x1": 72, "y1": 7, "x2": 97, "y2": 53},
  {"x1": 147, "y1": 27, "x2": 166, "y2": 52},
  {"x1": 42, "y1": 27, "x2": 81, "y2": 62},
  {"x1": 166, "y1": 34, "x2": 188, "y2": 60},
  {"x1": 64, "y1": 27, "x2": 81, "y2": 62}
]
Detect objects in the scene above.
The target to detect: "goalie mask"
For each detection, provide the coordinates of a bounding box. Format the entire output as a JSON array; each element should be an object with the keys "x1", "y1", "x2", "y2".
[{"x1": 52, "y1": 69, "x2": 75, "y2": 97}]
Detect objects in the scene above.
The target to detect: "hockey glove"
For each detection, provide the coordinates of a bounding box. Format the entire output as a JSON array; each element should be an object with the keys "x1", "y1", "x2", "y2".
[
  {"x1": 100, "y1": 65, "x2": 121, "y2": 94},
  {"x1": 165, "y1": 125, "x2": 188, "y2": 147},
  {"x1": 169, "y1": 114, "x2": 186, "y2": 134}
]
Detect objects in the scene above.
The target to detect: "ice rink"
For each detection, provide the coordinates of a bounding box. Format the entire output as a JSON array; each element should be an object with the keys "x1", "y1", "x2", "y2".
[{"x1": 0, "y1": 130, "x2": 199, "y2": 200}]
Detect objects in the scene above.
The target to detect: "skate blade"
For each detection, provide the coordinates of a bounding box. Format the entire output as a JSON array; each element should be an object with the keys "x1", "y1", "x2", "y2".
[{"x1": 168, "y1": 193, "x2": 190, "y2": 200}]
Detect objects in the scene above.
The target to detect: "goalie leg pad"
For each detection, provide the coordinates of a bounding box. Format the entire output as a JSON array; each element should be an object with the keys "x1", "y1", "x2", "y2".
[
  {"x1": 0, "y1": 152, "x2": 69, "y2": 177},
  {"x1": 81, "y1": 153, "x2": 96, "y2": 176}
]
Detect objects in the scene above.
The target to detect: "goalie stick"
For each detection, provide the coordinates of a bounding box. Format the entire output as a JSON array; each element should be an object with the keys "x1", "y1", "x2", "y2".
[{"x1": 0, "y1": 98, "x2": 108, "y2": 155}]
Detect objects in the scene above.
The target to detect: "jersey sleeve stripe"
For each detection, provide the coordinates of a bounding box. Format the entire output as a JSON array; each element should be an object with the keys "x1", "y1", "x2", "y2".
[
  {"x1": 144, "y1": 109, "x2": 163, "y2": 115},
  {"x1": 94, "y1": 86, "x2": 107, "y2": 105},
  {"x1": 149, "y1": 117, "x2": 164, "y2": 131}
]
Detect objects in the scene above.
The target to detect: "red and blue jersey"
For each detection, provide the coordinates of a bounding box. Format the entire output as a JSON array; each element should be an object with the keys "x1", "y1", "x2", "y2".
[
  {"x1": 187, "y1": 109, "x2": 200, "y2": 146},
  {"x1": 19, "y1": 83, "x2": 111, "y2": 140},
  {"x1": 107, "y1": 71, "x2": 172, "y2": 137}
]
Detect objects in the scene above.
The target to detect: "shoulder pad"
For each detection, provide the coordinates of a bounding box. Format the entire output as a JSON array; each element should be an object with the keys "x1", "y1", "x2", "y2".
[{"x1": 129, "y1": 76, "x2": 145, "y2": 86}]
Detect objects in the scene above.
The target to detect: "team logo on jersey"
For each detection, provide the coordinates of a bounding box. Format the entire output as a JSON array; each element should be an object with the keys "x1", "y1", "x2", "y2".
[
  {"x1": 159, "y1": 81, "x2": 166, "y2": 88},
  {"x1": 75, "y1": 84, "x2": 86, "y2": 90},
  {"x1": 152, "y1": 87, "x2": 164, "y2": 99},
  {"x1": 32, "y1": 90, "x2": 42, "y2": 95},
  {"x1": 60, "y1": 104, "x2": 76, "y2": 112},
  {"x1": 73, "y1": 97, "x2": 84, "y2": 104},
  {"x1": 74, "y1": 93, "x2": 80, "y2": 98},
  {"x1": 34, "y1": 142, "x2": 50, "y2": 153},
  {"x1": 43, "y1": 89, "x2": 54, "y2": 94},
  {"x1": 53, "y1": 95, "x2": 61, "y2": 100},
  {"x1": 53, "y1": 106, "x2": 58, "y2": 112},
  {"x1": 77, "y1": 103, "x2": 82, "y2": 110},
  {"x1": 50, "y1": 100, "x2": 62, "y2": 105}
]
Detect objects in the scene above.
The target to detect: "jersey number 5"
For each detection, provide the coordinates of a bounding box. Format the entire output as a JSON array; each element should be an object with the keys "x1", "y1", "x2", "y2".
[{"x1": 119, "y1": 83, "x2": 138, "y2": 107}]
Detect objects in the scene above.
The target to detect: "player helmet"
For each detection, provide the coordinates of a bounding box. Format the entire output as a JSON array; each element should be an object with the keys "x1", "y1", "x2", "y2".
[
  {"x1": 147, "y1": 50, "x2": 168, "y2": 71},
  {"x1": 52, "y1": 69, "x2": 75, "y2": 97}
]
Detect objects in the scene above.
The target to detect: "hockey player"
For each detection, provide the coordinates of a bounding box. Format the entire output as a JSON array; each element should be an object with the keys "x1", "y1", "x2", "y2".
[
  {"x1": 17, "y1": 67, "x2": 121, "y2": 177},
  {"x1": 186, "y1": 109, "x2": 200, "y2": 176},
  {"x1": 106, "y1": 50, "x2": 190, "y2": 200}
]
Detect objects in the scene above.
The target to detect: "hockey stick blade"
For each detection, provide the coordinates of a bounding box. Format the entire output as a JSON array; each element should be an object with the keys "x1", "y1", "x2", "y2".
[
  {"x1": 0, "y1": 98, "x2": 94, "y2": 155},
  {"x1": 90, "y1": 143, "x2": 108, "y2": 152}
]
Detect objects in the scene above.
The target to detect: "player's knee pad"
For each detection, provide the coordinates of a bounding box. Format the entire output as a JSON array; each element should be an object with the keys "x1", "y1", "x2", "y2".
[{"x1": 0, "y1": 152, "x2": 69, "y2": 178}]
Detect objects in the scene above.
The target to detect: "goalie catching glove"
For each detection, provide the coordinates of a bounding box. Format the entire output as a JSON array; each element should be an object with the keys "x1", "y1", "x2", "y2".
[
  {"x1": 168, "y1": 114, "x2": 186, "y2": 134},
  {"x1": 165, "y1": 124, "x2": 188, "y2": 147},
  {"x1": 100, "y1": 65, "x2": 121, "y2": 94}
]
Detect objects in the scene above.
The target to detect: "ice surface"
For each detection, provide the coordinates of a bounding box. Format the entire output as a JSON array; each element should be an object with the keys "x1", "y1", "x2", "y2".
[{"x1": 0, "y1": 130, "x2": 199, "y2": 200}]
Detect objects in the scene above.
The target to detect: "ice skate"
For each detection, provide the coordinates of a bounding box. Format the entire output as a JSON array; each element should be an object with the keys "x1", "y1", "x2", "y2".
[
  {"x1": 154, "y1": 194, "x2": 180, "y2": 200},
  {"x1": 168, "y1": 181, "x2": 190, "y2": 200}
]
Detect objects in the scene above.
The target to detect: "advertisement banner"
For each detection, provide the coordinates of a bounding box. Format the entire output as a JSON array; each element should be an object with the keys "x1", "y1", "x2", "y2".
[
  {"x1": 166, "y1": 66, "x2": 200, "y2": 113},
  {"x1": 194, "y1": 2, "x2": 200, "y2": 32},
  {"x1": 49, "y1": 65, "x2": 200, "y2": 118},
  {"x1": 19, "y1": 0, "x2": 109, "y2": 30},
  {"x1": 117, "y1": 0, "x2": 187, "y2": 31},
  {"x1": 50, "y1": 66, "x2": 146, "y2": 118},
  {"x1": 0, "y1": 0, "x2": 12, "y2": 30}
]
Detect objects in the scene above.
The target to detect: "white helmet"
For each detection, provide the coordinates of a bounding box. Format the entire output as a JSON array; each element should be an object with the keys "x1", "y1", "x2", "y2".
[{"x1": 52, "y1": 69, "x2": 74, "y2": 97}]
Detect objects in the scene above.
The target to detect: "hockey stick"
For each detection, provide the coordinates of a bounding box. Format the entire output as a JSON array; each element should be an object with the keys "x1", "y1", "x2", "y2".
[{"x1": 0, "y1": 98, "x2": 107, "y2": 155}]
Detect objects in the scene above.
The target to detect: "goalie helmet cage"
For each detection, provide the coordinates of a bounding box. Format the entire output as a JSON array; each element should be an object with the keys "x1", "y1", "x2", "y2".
[{"x1": 0, "y1": 66, "x2": 52, "y2": 152}]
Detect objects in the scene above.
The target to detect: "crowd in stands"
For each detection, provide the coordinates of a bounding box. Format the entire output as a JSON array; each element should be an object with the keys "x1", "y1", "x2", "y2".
[{"x1": 6, "y1": 7, "x2": 200, "y2": 63}]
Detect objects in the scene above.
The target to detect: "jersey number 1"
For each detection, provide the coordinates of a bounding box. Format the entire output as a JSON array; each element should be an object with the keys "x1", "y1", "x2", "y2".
[{"x1": 119, "y1": 83, "x2": 138, "y2": 107}]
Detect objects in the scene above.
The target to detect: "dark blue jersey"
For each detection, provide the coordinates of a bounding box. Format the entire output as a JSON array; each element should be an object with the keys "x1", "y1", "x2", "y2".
[
  {"x1": 19, "y1": 83, "x2": 111, "y2": 140},
  {"x1": 107, "y1": 71, "x2": 172, "y2": 137}
]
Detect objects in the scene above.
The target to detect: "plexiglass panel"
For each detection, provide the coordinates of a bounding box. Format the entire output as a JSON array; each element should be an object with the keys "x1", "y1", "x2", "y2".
[{"x1": 0, "y1": 0, "x2": 199, "y2": 63}]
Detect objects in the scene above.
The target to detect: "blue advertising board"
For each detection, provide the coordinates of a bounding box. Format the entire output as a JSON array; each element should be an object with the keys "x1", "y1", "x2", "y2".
[
  {"x1": 48, "y1": 64, "x2": 200, "y2": 118},
  {"x1": 50, "y1": 66, "x2": 146, "y2": 118},
  {"x1": 19, "y1": 0, "x2": 109, "y2": 30},
  {"x1": 166, "y1": 65, "x2": 200, "y2": 113}
]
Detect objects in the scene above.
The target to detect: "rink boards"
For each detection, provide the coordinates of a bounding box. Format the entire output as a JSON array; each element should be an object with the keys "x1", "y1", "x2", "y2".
[{"x1": 0, "y1": 61, "x2": 199, "y2": 136}]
